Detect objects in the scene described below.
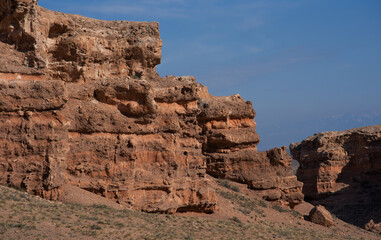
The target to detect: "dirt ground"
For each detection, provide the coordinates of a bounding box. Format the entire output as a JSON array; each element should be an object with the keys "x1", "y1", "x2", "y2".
[{"x1": 0, "y1": 177, "x2": 380, "y2": 240}]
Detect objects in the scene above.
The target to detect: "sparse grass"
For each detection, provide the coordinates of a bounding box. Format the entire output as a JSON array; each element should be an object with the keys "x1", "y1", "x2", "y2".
[
  {"x1": 230, "y1": 216, "x2": 242, "y2": 225},
  {"x1": 272, "y1": 204, "x2": 289, "y2": 213},
  {"x1": 0, "y1": 185, "x2": 376, "y2": 240},
  {"x1": 90, "y1": 224, "x2": 102, "y2": 230},
  {"x1": 92, "y1": 204, "x2": 111, "y2": 210},
  {"x1": 271, "y1": 203, "x2": 302, "y2": 218},
  {"x1": 257, "y1": 199, "x2": 268, "y2": 208},
  {"x1": 291, "y1": 209, "x2": 302, "y2": 218},
  {"x1": 217, "y1": 190, "x2": 265, "y2": 216},
  {"x1": 217, "y1": 179, "x2": 240, "y2": 192}
]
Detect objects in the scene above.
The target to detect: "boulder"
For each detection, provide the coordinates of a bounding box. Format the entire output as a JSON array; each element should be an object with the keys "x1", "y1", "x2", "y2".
[{"x1": 309, "y1": 205, "x2": 334, "y2": 227}]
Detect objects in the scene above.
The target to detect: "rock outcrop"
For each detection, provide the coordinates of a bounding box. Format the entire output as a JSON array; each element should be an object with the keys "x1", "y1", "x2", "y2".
[
  {"x1": 0, "y1": 0, "x2": 302, "y2": 212},
  {"x1": 365, "y1": 220, "x2": 381, "y2": 234},
  {"x1": 290, "y1": 126, "x2": 381, "y2": 227},
  {"x1": 290, "y1": 125, "x2": 381, "y2": 198}
]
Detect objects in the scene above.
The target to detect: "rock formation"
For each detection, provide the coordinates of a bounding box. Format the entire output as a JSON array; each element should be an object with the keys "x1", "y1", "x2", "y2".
[
  {"x1": 365, "y1": 220, "x2": 381, "y2": 234},
  {"x1": 0, "y1": 0, "x2": 302, "y2": 212},
  {"x1": 290, "y1": 125, "x2": 381, "y2": 198},
  {"x1": 290, "y1": 126, "x2": 381, "y2": 226}
]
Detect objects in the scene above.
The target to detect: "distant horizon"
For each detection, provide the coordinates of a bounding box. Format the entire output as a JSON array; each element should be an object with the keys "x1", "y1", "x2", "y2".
[{"x1": 39, "y1": 0, "x2": 381, "y2": 151}]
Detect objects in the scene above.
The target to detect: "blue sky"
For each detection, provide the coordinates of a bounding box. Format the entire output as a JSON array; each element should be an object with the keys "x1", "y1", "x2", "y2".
[{"x1": 39, "y1": 0, "x2": 381, "y2": 150}]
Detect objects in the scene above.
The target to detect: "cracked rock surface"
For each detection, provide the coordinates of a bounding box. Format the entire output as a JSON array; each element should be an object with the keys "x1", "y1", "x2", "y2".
[{"x1": 0, "y1": 0, "x2": 303, "y2": 212}]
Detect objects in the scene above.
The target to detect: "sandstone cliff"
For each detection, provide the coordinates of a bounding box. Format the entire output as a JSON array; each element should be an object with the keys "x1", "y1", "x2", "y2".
[
  {"x1": 290, "y1": 125, "x2": 381, "y2": 198},
  {"x1": 290, "y1": 126, "x2": 381, "y2": 226},
  {"x1": 0, "y1": 0, "x2": 302, "y2": 212}
]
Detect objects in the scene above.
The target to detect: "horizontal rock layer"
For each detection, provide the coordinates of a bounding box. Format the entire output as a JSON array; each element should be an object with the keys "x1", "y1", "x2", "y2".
[
  {"x1": 290, "y1": 126, "x2": 381, "y2": 227},
  {"x1": 290, "y1": 125, "x2": 381, "y2": 198},
  {"x1": 0, "y1": 0, "x2": 303, "y2": 212}
]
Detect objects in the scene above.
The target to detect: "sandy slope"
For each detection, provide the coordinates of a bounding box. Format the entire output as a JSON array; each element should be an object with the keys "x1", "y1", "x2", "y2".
[{"x1": 0, "y1": 178, "x2": 380, "y2": 240}]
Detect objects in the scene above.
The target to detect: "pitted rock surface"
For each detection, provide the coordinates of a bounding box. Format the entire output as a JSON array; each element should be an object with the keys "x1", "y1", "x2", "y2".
[
  {"x1": 0, "y1": 0, "x2": 302, "y2": 212},
  {"x1": 290, "y1": 125, "x2": 381, "y2": 198},
  {"x1": 290, "y1": 126, "x2": 381, "y2": 226}
]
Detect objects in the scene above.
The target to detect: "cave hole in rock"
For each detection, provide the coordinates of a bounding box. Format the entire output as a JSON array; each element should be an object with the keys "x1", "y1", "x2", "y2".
[{"x1": 49, "y1": 23, "x2": 69, "y2": 38}]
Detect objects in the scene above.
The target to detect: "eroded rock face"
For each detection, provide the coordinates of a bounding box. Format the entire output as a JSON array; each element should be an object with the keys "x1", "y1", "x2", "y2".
[
  {"x1": 0, "y1": 0, "x2": 161, "y2": 80},
  {"x1": 290, "y1": 126, "x2": 381, "y2": 227},
  {"x1": 196, "y1": 94, "x2": 303, "y2": 205},
  {"x1": 290, "y1": 126, "x2": 381, "y2": 198},
  {"x1": 0, "y1": 0, "x2": 302, "y2": 212}
]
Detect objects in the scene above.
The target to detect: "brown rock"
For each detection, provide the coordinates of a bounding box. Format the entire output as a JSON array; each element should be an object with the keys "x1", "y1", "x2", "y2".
[
  {"x1": 0, "y1": 79, "x2": 67, "y2": 111},
  {"x1": 309, "y1": 205, "x2": 334, "y2": 227},
  {"x1": 365, "y1": 219, "x2": 381, "y2": 234},
  {"x1": 0, "y1": 0, "x2": 161, "y2": 80},
  {"x1": 0, "y1": 0, "x2": 214, "y2": 213},
  {"x1": 0, "y1": 111, "x2": 68, "y2": 200},
  {"x1": 0, "y1": 0, "x2": 302, "y2": 212},
  {"x1": 200, "y1": 95, "x2": 303, "y2": 206},
  {"x1": 290, "y1": 125, "x2": 381, "y2": 198}
]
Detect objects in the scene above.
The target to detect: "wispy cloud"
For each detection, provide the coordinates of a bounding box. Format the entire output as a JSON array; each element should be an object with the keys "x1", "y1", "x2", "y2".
[
  {"x1": 199, "y1": 47, "x2": 325, "y2": 90},
  {"x1": 82, "y1": 3, "x2": 187, "y2": 18},
  {"x1": 239, "y1": 16, "x2": 265, "y2": 29},
  {"x1": 245, "y1": 46, "x2": 262, "y2": 54},
  {"x1": 233, "y1": 0, "x2": 304, "y2": 30},
  {"x1": 41, "y1": 0, "x2": 303, "y2": 25},
  {"x1": 46, "y1": 0, "x2": 191, "y2": 19}
]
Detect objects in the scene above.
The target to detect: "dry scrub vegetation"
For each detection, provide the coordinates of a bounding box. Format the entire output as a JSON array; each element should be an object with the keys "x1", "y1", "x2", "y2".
[{"x1": 0, "y1": 182, "x2": 379, "y2": 240}]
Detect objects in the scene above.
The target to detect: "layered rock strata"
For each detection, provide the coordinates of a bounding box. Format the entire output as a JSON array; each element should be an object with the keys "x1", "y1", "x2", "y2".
[
  {"x1": 0, "y1": 0, "x2": 303, "y2": 212},
  {"x1": 290, "y1": 125, "x2": 381, "y2": 198},
  {"x1": 198, "y1": 96, "x2": 303, "y2": 205},
  {"x1": 290, "y1": 126, "x2": 381, "y2": 226}
]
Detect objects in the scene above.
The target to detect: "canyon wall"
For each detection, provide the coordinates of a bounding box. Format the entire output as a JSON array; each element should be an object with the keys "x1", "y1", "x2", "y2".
[{"x1": 0, "y1": 0, "x2": 302, "y2": 212}]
